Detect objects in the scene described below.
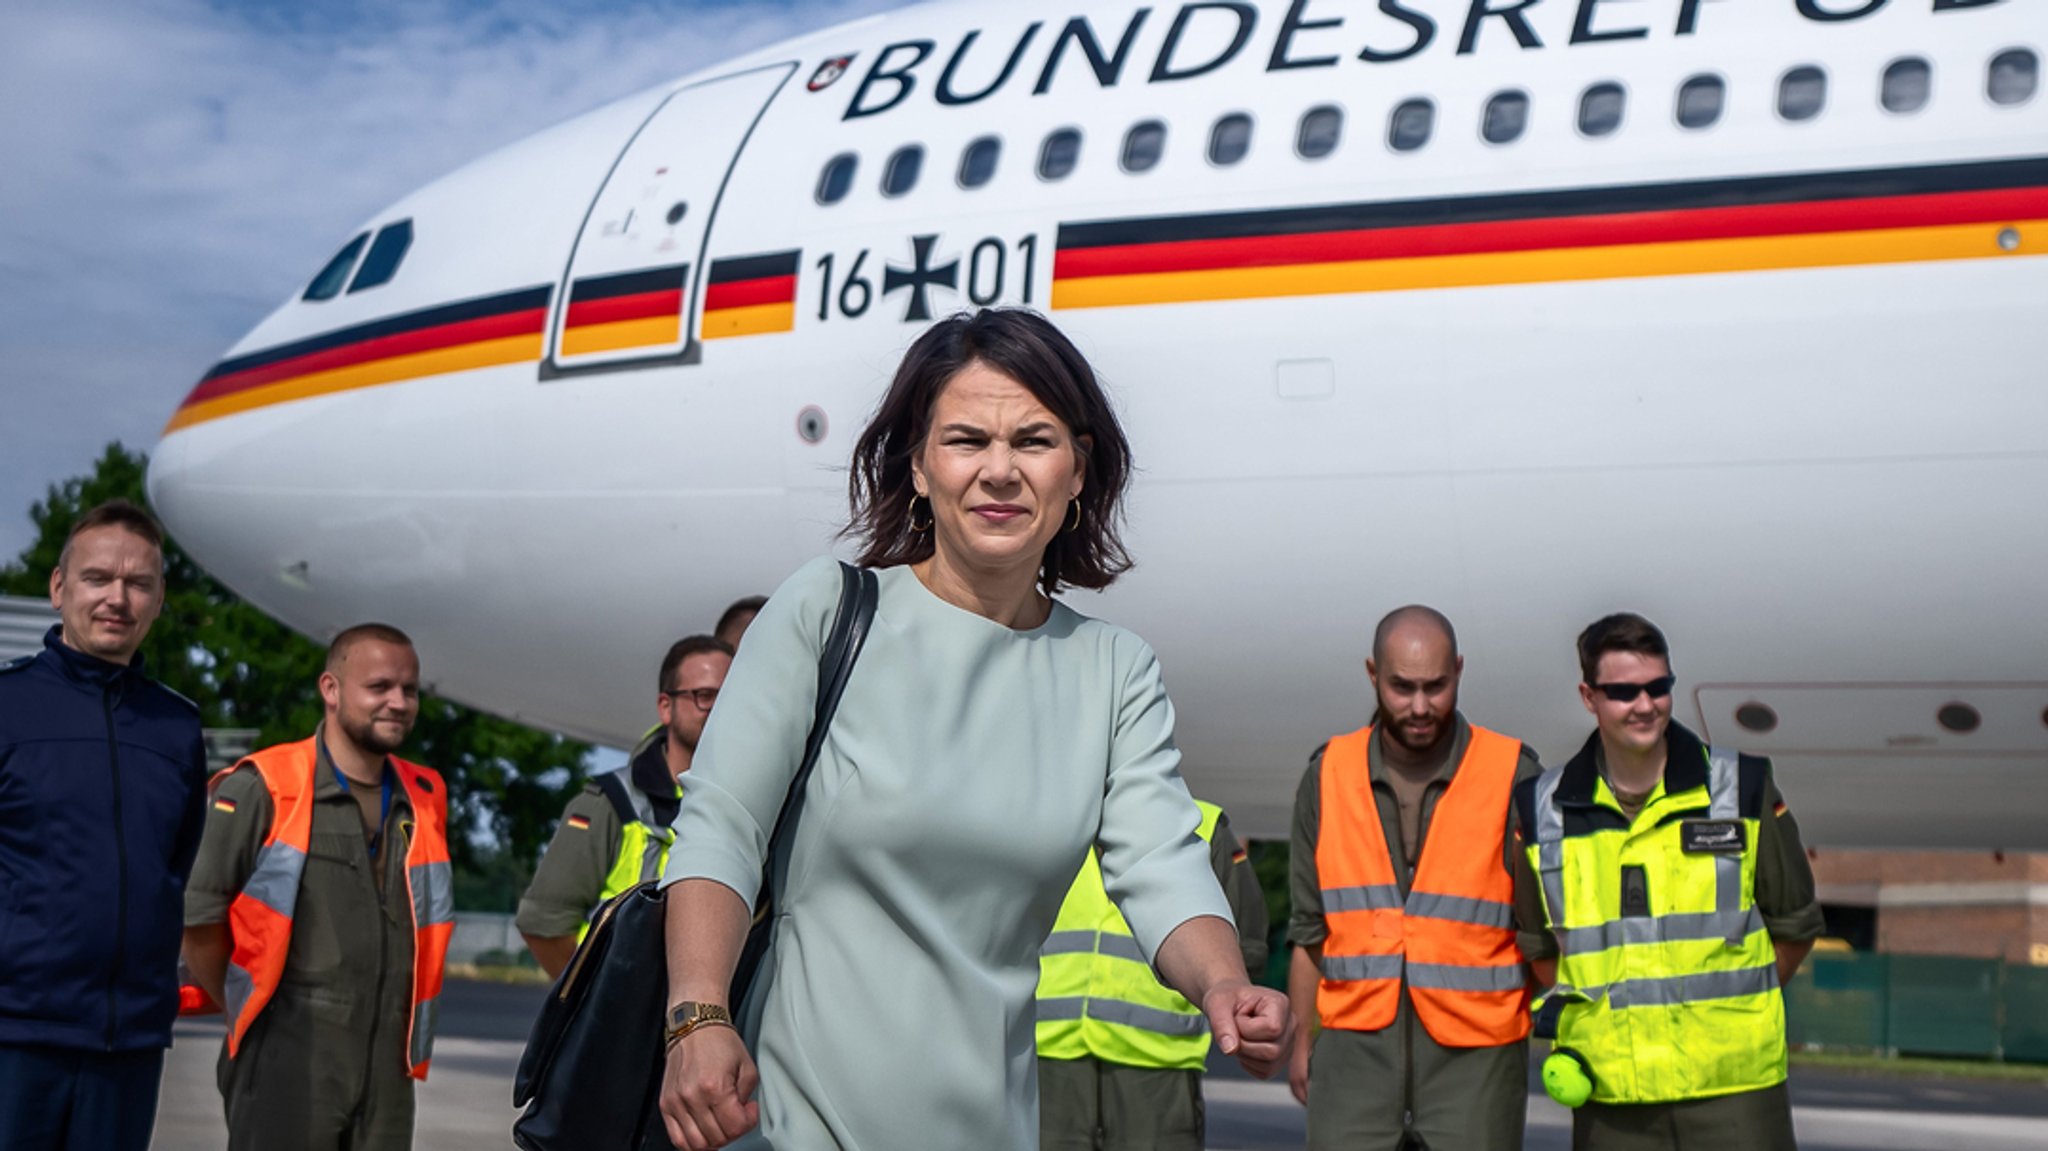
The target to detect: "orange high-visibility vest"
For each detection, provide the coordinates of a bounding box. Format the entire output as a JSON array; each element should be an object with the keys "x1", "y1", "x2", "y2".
[
  {"x1": 218, "y1": 738, "x2": 455, "y2": 1079},
  {"x1": 1315, "y1": 724, "x2": 1531, "y2": 1047}
]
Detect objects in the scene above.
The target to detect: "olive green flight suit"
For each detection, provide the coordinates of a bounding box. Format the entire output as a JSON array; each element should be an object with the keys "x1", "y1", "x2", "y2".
[
  {"x1": 1037, "y1": 811, "x2": 1269, "y2": 1151},
  {"x1": 1289, "y1": 715, "x2": 1544, "y2": 1151},
  {"x1": 185, "y1": 732, "x2": 421, "y2": 1151}
]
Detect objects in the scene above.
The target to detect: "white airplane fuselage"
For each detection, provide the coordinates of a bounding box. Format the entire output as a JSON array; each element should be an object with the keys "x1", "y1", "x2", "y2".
[{"x1": 149, "y1": 0, "x2": 2048, "y2": 845}]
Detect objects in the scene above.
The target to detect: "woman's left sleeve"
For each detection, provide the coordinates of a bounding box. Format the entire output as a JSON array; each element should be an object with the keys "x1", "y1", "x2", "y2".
[{"x1": 1094, "y1": 637, "x2": 1232, "y2": 965}]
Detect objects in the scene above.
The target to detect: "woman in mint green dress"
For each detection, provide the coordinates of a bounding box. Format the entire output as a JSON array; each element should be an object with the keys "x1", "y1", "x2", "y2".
[{"x1": 655, "y1": 309, "x2": 1294, "y2": 1151}]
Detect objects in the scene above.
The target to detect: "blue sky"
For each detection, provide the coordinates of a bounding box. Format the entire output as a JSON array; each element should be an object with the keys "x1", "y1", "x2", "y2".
[{"x1": 0, "y1": 0, "x2": 901, "y2": 564}]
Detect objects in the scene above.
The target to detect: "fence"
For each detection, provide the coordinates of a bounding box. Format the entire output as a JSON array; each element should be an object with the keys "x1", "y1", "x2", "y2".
[
  {"x1": 449, "y1": 912, "x2": 526, "y2": 966},
  {"x1": 1787, "y1": 951, "x2": 2048, "y2": 1063}
]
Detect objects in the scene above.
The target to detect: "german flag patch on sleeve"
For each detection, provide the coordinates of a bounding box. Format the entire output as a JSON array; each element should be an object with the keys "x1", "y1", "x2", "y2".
[
  {"x1": 566, "y1": 814, "x2": 591, "y2": 830},
  {"x1": 212, "y1": 797, "x2": 238, "y2": 814}
]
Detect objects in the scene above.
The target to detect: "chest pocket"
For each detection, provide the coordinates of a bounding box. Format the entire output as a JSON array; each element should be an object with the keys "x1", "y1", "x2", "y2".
[{"x1": 281, "y1": 829, "x2": 382, "y2": 988}]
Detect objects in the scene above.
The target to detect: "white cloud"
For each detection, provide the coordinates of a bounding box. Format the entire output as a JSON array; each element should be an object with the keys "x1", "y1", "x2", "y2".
[{"x1": 0, "y1": 0, "x2": 902, "y2": 562}]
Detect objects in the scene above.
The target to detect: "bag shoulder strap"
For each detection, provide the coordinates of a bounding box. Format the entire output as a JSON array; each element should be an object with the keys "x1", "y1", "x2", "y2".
[{"x1": 763, "y1": 562, "x2": 878, "y2": 872}]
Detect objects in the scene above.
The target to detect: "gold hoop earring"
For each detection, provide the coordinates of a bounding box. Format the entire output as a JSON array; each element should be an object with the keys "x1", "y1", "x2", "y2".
[
  {"x1": 909, "y1": 494, "x2": 933, "y2": 533},
  {"x1": 1066, "y1": 500, "x2": 1082, "y2": 533}
]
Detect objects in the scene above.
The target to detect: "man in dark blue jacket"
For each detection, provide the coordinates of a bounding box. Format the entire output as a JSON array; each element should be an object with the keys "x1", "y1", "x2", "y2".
[{"x1": 0, "y1": 500, "x2": 208, "y2": 1150}]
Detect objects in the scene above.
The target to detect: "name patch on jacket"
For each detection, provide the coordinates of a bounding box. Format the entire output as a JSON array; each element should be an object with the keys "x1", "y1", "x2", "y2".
[{"x1": 1680, "y1": 819, "x2": 1746, "y2": 854}]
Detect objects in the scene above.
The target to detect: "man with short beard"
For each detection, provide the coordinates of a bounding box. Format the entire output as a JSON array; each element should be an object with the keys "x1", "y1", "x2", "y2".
[
  {"x1": 1286, "y1": 606, "x2": 1544, "y2": 1151},
  {"x1": 517, "y1": 634, "x2": 732, "y2": 977},
  {"x1": 181, "y1": 624, "x2": 453, "y2": 1151}
]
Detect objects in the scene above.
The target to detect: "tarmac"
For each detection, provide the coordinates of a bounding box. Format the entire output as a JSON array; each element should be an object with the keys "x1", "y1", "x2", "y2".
[{"x1": 153, "y1": 979, "x2": 2048, "y2": 1150}]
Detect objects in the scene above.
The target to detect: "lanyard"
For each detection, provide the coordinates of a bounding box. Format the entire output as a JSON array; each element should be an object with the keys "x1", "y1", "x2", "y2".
[{"x1": 320, "y1": 736, "x2": 395, "y2": 855}]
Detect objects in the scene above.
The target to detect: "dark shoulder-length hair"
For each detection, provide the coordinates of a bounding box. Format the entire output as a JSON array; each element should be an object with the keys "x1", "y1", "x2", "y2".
[{"x1": 845, "y1": 308, "x2": 1134, "y2": 594}]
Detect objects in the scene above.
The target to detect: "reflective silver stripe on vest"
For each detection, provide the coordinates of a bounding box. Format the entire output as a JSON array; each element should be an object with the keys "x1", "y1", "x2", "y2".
[
  {"x1": 1554, "y1": 906, "x2": 1765, "y2": 955},
  {"x1": 1321, "y1": 883, "x2": 1402, "y2": 913},
  {"x1": 1036, "y1": 996, "x2": 1207, "y2": 1037},
  {"x1": 637, "y1": 834, "x2": 666, "y2": 884},
  {"x1": 1706, "y1": 745, "x2": 1744, "y2": 929},
  {"x1": 242, "y1": 840, "x2": 307, "y2": 919},
  {"x1": 1406, "y1": 891, "x2": 1514, "y2": 930},
  {"x1": 1320, "y1": 952, "x2": 1404, "y2": 981},
  {"x1": 410, "y1": 995, "x2": 439, "y2": 1067},
  {"x1": 409, "y1": 860, "x2": 455, "y2": 928},
  {"x1": 1533, "y1": 766, "x2": 1568, "y2": 930},
  {"x1": 1407, "y1": 962, "x2": 1526, "y2": 993},
  {"x1": 1040, "y1": 931, "x2": 1147, "y2": 965},
  {"x1": 223, "y1": 962, "x2": 255, "y2": 1028},
  {"x1": 1588, "y1": 963, "x2": 1779, "y2": 1010}
]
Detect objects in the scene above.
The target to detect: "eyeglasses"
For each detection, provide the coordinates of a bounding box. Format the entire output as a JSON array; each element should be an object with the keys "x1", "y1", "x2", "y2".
[
  {"x1": 1591, "y1": 675, "x2": 1676, "y2": 703},
  {"x1": 664, "y1": 687, "x2": 720, "y2": 711}
]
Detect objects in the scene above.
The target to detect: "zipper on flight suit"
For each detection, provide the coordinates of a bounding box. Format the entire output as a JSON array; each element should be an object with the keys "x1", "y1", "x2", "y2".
[{"x1": 356, "y1": 793, "x2": 399, "y2": 1124}]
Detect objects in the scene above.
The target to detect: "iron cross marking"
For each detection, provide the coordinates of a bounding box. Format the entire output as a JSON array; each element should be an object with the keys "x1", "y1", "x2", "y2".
[{"x1": 883, "y1": 235, "x2": 959, "y2": 322}]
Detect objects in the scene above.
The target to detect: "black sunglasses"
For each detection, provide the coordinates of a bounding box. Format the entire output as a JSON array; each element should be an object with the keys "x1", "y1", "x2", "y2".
[
  {"x1": 1591, "y1": 675, "x2": 1676, "y2": 703},
  {"x1": 664, "y1": 687, "x2": 720, "y2": 710}
]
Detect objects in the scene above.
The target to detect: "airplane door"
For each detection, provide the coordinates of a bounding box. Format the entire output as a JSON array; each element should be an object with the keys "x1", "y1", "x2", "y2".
[{"x1": 544, "y1": 62, "x2": 795, "y2": 377}]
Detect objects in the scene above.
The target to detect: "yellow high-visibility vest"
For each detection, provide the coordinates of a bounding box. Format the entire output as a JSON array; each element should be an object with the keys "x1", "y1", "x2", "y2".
[
  {"x1": 578, "y1": 764, "x2": 677, "y2": 942},
  {"x1": 1036, "y1": 801, "x2": 1225, "y2": 1070},
  {"x1": 1522, "y1": 734, "x2": 1785, "y2": 1104}
]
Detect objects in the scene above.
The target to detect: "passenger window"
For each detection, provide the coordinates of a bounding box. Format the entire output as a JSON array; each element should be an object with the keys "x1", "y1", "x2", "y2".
[
  {"x1": 303, "y1": 233, "x2": 368, "y2": 302},
  {"x1": 1482, "y1": 91, "x2": 1529, "y2": 145},
  {"x1": 1880, "y1": 58, "x2": 1931, "y2": 114},
  {"x1": 1778, "y1": 66, "x2": 1827, "y2": 122},
  {"x1": 959, "y1": 136, "x2": 1000, "y2": 189},
  {"x1": 1121, "y1": 121, "x2": 1167, "y2": 173},
  {"x1": 1388, "y1": 99, "x2": 1434, "y2": 152},
  {"x1": 1989, "y1": 48, "x2": 2039, "y2": 106},
  {"x1": 1038, "y1": 128, "x2": 1082, "y2": 181},
  {"x1": 347, "y1": 220, "x2": 413, "y2": 293},
  {"x1": 1578, "y1": 83, "x2": 1626, "y2": 138},
  {"x1": 1296, "y1": 105, "x2": 1342, "y2": 159},
  {"x1": 1208, "y1": 114, "x2": 1252, "y2": 167},
  {"x1": 1676, "y1": 74, "x2": 1725, "y2": 129},
  {"x1": 816, "y1": 153, "x2": 857, "y2": 205},
  {"x1": 881, "y1": 146, "x2": 923, "y2": 197}
]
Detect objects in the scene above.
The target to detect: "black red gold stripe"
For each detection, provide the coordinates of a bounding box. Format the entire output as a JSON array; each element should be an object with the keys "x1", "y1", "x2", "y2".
[
  {"x1": 702, "y1": 251, "x2": 800, "y2": 340},
  {"x1": 559, "y1": 263, "x2": 688, "y2": 357},
  {"x1": 1052, "y1": 158, "x2": 2048, "y2": 309},
  {"x1": 169, "y1": 286, "x2": 551, "y2": 431}
]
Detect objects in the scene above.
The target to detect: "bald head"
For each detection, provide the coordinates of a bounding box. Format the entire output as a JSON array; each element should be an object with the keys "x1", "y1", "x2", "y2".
[
  {"x1": 1367, "y1": 605, "x2": 1462, "y2": 757},
  {"x1": 1372, "y1": 605, "x2": 1458, "y2": 664}
]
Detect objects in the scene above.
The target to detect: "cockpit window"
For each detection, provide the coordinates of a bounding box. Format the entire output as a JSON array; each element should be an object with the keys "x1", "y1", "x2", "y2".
[
  {"x1": 881, "y1": 145, "x2": 923, "y2": 197},
  {"x1": 1676, "y1": 74, "x2": 1725, "y2": 130},
  {"x1": 1778, "y1": 65, "x2": 1827, "y2": 122},
  {"x1": 959, "y1": 136, "x2": 1000, "y2": 188},
  {"x1": 1578, "y1": 83, "x2": 1625, "y2": 138},
  {"x1": 1121, "y1": 121, "x2": 1167, "y2": 173},
  {"x1": 1388, "y1": 99, "x2": 1434, "y2": 152},
  {"x1": 1482, "y1": 91, "x2": 1529, "y2": 145},
  {"x1": 1881, "y1": 57, "x2": 1932, "y2": 114},
  {"x1": 1208, "y1": 114, "x2": 1252, "y2": 166},
  {"x1": 816, "y1": 153, "x2": 857, "y2": 205},
  {"x1": 303, "y1": 232, "x2": 368, "y2": 302},
  {"x1": 347, "y1": 220, "x2": 413, "y2": 294},
  {"x1": 1989, "y1": 48, "x2": 2039, "y2": 107},
  {"x1": 1296, "y1": 105, "x2": 1342, "y2": 159},
  {"x1": 1038, "y1": 128, "x2": 1082, "y2": 181}
]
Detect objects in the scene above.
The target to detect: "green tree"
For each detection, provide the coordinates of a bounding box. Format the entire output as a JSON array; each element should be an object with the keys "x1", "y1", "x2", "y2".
[{"x1": 2, "y1": 442, "x2": 592, "y2": 908}]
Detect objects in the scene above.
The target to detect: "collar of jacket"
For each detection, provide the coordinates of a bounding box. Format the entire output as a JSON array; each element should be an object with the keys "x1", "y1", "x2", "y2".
[
  {"x1": 628, "y1": 727, "x2": 684, "y2": 828},
  {"x1": 40, "y1": 623, "x2": 148, "y2": 695},
  {"x1": 1555, "y1": 720, "x2": 1711, "y2": 808}
]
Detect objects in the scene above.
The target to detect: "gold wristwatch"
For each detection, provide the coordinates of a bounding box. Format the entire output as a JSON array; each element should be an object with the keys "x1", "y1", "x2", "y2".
[{"x1": 665, "y1": 1001, "x2": 735, "y2": 1046}]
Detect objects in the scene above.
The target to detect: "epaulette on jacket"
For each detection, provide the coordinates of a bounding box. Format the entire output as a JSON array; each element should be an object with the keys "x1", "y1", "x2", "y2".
[{"x1": 0, "y1": 654, "x2": 32, "y2": 675}]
